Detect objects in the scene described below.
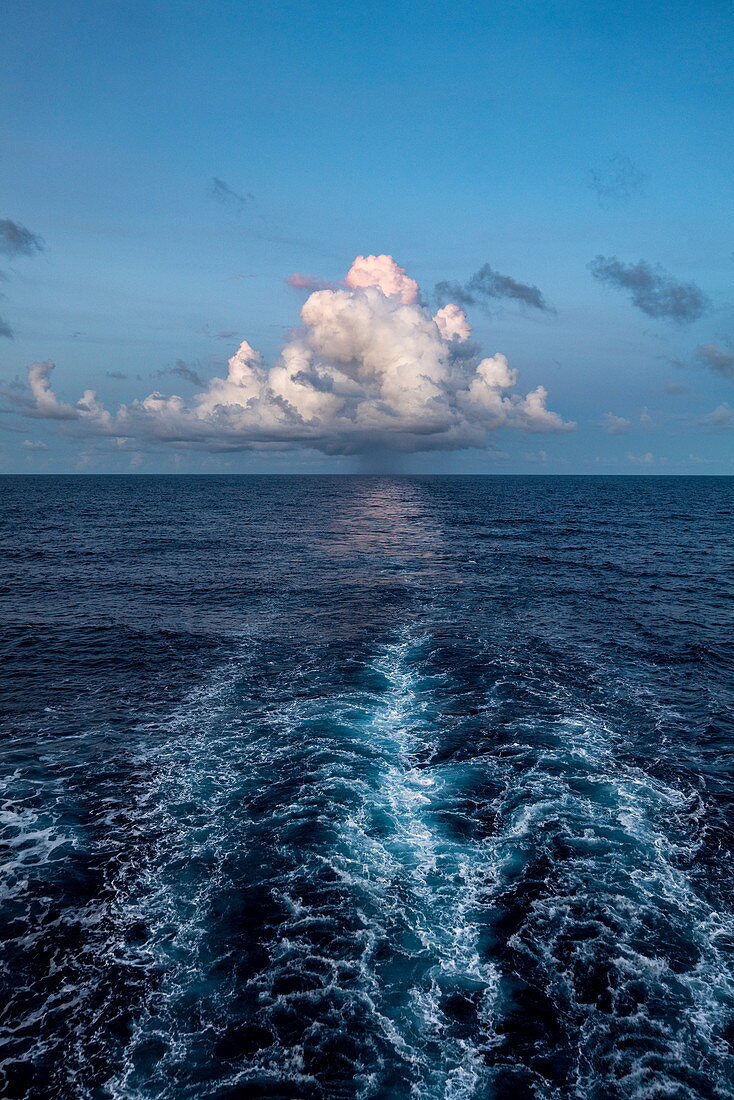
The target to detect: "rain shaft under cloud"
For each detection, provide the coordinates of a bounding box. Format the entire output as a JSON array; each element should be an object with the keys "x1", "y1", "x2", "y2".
[{"x1": 14, "y1": 255, "x2": 574, "y2": 455}]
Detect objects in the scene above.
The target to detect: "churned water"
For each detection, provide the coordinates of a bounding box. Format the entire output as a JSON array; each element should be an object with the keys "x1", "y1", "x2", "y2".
[{"x1": 0, "y1": 474, "x2": 732, "y2": 1099}]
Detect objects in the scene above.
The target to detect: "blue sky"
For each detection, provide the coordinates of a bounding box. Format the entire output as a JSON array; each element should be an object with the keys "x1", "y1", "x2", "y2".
[{"x1": 1, "y1": 0, "x2": 732, "y2": 473}]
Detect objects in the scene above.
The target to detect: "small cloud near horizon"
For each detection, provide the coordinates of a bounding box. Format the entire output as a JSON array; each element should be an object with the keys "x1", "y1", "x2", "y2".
[{"x1": 627, "y1": 450, "x2": 654, "y2": 465}]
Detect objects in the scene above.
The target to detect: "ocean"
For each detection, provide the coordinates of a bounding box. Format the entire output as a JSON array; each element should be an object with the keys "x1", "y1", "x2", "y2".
[{"x1": 1, "y1": 474, "x2": 732, "y2": 1100}]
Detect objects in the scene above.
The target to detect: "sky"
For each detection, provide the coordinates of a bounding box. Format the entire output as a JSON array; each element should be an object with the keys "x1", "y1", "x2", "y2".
[{"x1": 1, "y1": 0, "x2": 732, "y2": 474}]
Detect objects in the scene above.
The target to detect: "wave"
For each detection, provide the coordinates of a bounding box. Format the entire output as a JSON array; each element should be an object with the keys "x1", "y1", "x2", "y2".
[{"x1": 2, "y1": 628, "x2": 732, "y2": 1099}]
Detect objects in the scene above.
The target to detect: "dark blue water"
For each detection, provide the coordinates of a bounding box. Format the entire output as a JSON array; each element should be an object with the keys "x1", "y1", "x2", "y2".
[{"x1": 1, "y1": 475, "x2": 733, "y2": 1100}]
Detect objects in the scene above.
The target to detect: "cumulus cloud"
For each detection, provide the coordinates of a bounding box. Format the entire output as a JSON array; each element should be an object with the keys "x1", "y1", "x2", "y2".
[
  {"x1": 345, "y1": 254, "x2": 419, "y2": 304},
  {"x1": 0, "y1": 218, "x2": 44, "y2": 258},
  {"x1": 699, "y1": 403, "x2": 734, "y2": 428},
  {"x1": 694, "y1": 343, "x2": 734, "y2": 379},
  {"x1": 602, "y1": 412, "x2": 632, "y2": 435},
  {"x1": 433, "y1": 303, "x2": 472, "y2": 342},
  {"x1": 436, "y1": 263, "x2": 553, "y2": 314},
  {"x1": 287, "y1": 255, "x2": 419, "y2": 300},
  {"x1": 10, "y1": 360, "x2": 114, "y2": 427},
  {"x1": 588, "y1": 155, "x2": 645, "y2": 206},
  {"x1": 12, "y1": 255, "x2": 573, "y2": 455},
  {"x1": 589, "y1": 256, "x2": 707, "y2": 323}
]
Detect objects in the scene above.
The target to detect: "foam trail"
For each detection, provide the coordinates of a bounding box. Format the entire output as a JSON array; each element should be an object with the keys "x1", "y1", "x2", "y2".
[
  {"x1": 346, "y1": 633, "x2": 501, "y2": 1097},
  {"x1": 4, "y1": 627, "x2": 732, "y2": 1100},
  {"x1": 88, "y1": 637, "x2": 734, "y2": 1098},
  {"x1": 97, "y1": 631, "x2": 503, "y2": 1098},
  {"x1": 465, "y1": 697, "x2": 734, "y2": 1099}
]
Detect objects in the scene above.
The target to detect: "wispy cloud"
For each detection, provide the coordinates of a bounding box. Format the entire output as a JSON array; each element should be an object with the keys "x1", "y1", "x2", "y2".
[
  {"x1": 588, "y1": 155, "x2": 645, "y2": 206},
  {"x1": 164, "y1": 360, "x2": 206, "y2": 387},
  {"x1": 0, "y1": 218, "x2": 45, "y2": 337},
  {"x1": 201, "y1": 323, "x2": 239, "y2": 340},
  {"x1": 286, "y1": 272, "x2": 338, "y2": 292},
  {"x1": 626, "y1": 450, "x2": 654, "y2": 465},
  {"x1": 0, "y1": 218, "x2": 44, "y2": 258},
  {"x1": 589, "y1": 256, "x2": 707, "y2": 323},
  {"x1": 687, "y1": 453, "x2": 722, "y2": 466},
  {"x1": 699, "y1": 403, "x2": 734, "y2": 428},
  {"x1": 693, "y1": 342, "x2": 734, "y2": 379},
  {"x1": 211, "y1": 178, "x2": 253, "y2": 210},
  {"x1": 436, "y1": 263, "x2": 554, "y2": 314}
]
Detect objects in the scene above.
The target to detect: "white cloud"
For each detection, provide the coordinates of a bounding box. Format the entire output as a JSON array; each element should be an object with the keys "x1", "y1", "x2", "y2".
[
  {"x1": 433, "y1": 303, "x2": 472, "y2": 342},
  {"x1": 602, "y1": 412, "x2": 632, "y2": 435},
  {"x1": 344, "y1": 254, "x2": 419, "y2": 304},
  {"x1": 626, "y1": 450, "x2": 654, "y2": 465},
  {"x1": 699, "y1": 403, "x2": 734, "y2": 428},
  {"x1": 13, "y1": 254, "x2": 574, "y2": 455}
]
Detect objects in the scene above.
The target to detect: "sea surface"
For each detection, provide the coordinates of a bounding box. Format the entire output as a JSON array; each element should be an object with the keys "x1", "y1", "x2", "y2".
[{"x1": 1, "y1": 474, "x2": 733, "y2": 1100}]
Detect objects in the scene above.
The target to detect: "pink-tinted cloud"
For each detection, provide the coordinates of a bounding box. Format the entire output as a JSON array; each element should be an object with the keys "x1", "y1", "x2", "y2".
[
  {"x1": 345, "y1": 254, "x2": 419, "y2": 304},
  {"x1": 286, "y1": 272, "x2": 338, "y2": 292},
  {"x1": 433, "y1": 303, "x2": 471, "y2": 342},
  {"x1": 14, "y1": 255, "x2": 573, "y2": 455}
]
